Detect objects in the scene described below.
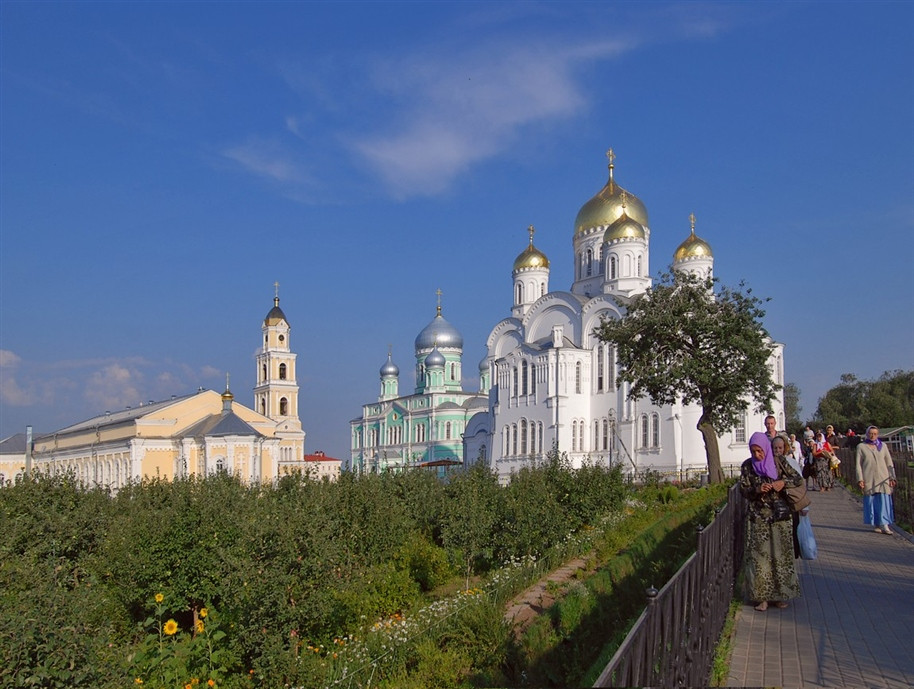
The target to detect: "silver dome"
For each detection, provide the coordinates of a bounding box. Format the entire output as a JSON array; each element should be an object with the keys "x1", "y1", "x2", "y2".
[
  {"x1": 424, "y1": 347, "x2": 446, "y2": 368},
  {"x1": 415, "y1": 314, "x2": 463, "y2": 350},
  {"x1": 380, "y1": 352, "x2": 399, "y2": 378}
]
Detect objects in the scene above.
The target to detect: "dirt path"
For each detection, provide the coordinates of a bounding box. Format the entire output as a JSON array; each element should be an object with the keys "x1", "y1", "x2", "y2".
[{"x1": 503, "y1": 557, "x2": 589, "y2": 636}]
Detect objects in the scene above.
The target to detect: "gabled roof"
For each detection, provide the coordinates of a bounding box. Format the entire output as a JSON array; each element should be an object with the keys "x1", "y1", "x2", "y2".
[
  {"x1": 182, "y1": 411, "x2": 262, "y2": 439},
  {"x1": 42, "y1": 392, "x2": 201, "y2": 437},
  {"x1": 0, "y1": 433, "x2": 28, "y2": 454}
]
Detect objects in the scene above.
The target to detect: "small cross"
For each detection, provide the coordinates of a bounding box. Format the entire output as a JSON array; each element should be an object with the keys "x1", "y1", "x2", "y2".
[
  {"x1": 606, "y1": 148, "x2": 615, "y2": 166},
  {"x1": 225, "y1": 372, "x2": 230, "y2": 391},
  {"x1": 274, "y1": 281, "x2": 280, "y2": 299},
  {"x1": 528, "y1": 224, "x2": 535, "y2": 245},
  {"x1": 689, "y1": 213, "x2": 696, "y2": 232},
  {"x1": 436, "y1": 288, "x2": 442, "y2": 316}
]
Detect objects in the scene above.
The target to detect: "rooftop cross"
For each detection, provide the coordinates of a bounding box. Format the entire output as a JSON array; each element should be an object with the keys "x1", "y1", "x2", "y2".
[
  {"x1": 436, "y1": 287, "x2": 442, "y2": 317},
  {"x1": 689, "y1": 212, "x2": 696, "y2": 233},
  {"x1": 528, "y1": 224, "x2": 535, "y2": 245}
]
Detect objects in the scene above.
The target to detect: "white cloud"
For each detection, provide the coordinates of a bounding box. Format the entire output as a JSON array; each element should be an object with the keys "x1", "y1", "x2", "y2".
[
  {"x1": 84, "y1": 363, "x2": 144, "y2": 411},
  {"x1": 222, "y1": 139, "x2": 309, "y2": 184},
  {"x1": 348, "y1": 38, "x2": 634, "y2": 198},
  {"x1": 0, "y1": 350, "x2": 22, "y2": 368}
]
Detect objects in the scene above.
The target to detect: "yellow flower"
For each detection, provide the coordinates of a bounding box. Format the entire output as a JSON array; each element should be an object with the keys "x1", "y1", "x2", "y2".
[
  {"x1": 163, "y1": 619, "x2": 179, "y2": 635},
  {"x1": 154, "y1": 593, "x2": 164, "y2": 603},
  {"x1": 196, "y1": 620, "x2": 205, "y2": 634},
  {"x1": 185, "y1": 685, "x2": 193, "y2": 689},
  {"x1": 135, "y1": 680, "x2": 143, "y2": 685},
  {"x1": 199, "y1": 607, "x2": 208, "y2": 618},
  {"x1": 208, "y1": 680, "x2": 215, "y2": 687}
]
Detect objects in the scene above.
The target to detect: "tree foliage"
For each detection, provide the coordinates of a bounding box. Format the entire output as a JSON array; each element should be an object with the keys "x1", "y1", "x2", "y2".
[
  {"x1": 594, "y1": 271, "x2": 778, "y2": 483},
  {"x1": 813, "y1": 369, "x2": 914, "y2": 431},
  {"x1": 783, "y1": 382, "x2": 802, "y2": 431}
]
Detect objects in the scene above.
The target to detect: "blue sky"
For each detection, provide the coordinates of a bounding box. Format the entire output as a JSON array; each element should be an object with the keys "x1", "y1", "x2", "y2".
[{"x1": 2, "y1": 1, "x2": 912, "y2": 460}]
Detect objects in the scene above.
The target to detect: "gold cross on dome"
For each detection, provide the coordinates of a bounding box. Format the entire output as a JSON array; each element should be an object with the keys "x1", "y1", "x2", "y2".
[
  {"x1": 528, "y1": 225, "x2": 535, "y2": 245},
  {"x1": 436, "y1": 288, "x2": 442, "y2": 316},
  {"x1": 689, "y1": 213, "x2": 696, "y2": 232},
  {"x1": 274, "y1": 281, "x2": 280, "y2": 298},
  {"x1": 606, "y1": 148, "x2": 615, "y2": 166}
]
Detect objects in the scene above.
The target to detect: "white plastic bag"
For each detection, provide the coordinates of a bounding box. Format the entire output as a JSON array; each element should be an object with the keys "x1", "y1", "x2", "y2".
[{"x1": 798, "y1": 514, "x2": 817, "y2": 560}]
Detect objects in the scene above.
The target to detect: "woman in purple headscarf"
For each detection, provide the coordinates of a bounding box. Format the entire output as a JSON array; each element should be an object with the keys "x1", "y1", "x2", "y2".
[
  {"x1": 855, "y1": 426, "x2": 897, "y2": 535},
  {"x1": 739, "y1": 431, "x2": 803, "y2": 611}
]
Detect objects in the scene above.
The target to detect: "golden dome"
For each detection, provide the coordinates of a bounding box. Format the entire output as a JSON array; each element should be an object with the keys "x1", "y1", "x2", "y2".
[
  {"x1": 603, "y1": 210, "x2": 646, "y2": 242},
  {"x1": 513, "y1": 225, "x2": 550, "y2": 271},
  {"x1": 574, "y1": 149, "x2": 648, "y2": 234},
  {"x1": 673, "y1": 214, "x2": 713, "y2": 261}
]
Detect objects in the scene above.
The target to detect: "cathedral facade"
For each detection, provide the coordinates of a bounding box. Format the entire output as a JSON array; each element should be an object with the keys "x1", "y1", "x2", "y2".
[
  {"x1": 29, "y1": 293, "x2": 311, "y2": 489},
  {"x1": 463, "y1": 152, "x2": 785, "y2": 480},
  {"x1": 349, "y1": 296, "x2": 488, "y2": 474}
]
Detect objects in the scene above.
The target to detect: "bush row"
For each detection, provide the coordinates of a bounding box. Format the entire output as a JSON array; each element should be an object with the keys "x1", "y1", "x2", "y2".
[{"x1": 0, "y1": 454, "x2": 628, "y2": 687}]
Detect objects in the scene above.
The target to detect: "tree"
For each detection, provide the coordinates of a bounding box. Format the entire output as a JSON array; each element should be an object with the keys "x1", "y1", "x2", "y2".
[
  {"x1": 783, "y1": 382, "x2": 802, "y2": 431},
  {"x1": 814, "y1": 369, "x2": 914, "y2": 431},
  {"x1": 594, "y1": 271, "x2": 778, "y2": 484}
]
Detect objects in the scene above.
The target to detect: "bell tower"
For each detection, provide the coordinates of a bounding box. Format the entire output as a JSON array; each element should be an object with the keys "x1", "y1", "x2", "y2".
[{"x1": 253, "y1": 284, "x2": 304, "y2": 457}]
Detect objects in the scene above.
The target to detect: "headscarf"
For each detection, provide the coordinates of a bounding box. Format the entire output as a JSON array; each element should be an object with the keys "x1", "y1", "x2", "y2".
[
  {"x1": 864, "y1": 425, "x2": 883, "y2": 450},
  {"x1": 749, "y1": 431, "x2": 778, "y2": 480}
]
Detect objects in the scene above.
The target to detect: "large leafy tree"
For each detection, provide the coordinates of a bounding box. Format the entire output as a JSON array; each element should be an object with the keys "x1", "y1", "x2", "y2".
[
  {"x1": 814, "y1": 369, "x2": 914, "y2": 431},
  {"x1": 594, "y1": 271, "x2": 779, "y2": 483}
]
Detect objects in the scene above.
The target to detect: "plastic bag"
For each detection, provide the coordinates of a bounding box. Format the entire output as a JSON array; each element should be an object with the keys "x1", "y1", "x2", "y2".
[{"x1": 798, "y1": 514, "x2": 817, "y2": 560}]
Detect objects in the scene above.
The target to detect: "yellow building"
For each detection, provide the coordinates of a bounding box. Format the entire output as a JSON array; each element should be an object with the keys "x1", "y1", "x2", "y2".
[
  {"x1": 0, "y1": 433, "x2": 29, "y2": 485},
  {"x1": 30, "y1": 293, "x2": 309, "y2": 489}
]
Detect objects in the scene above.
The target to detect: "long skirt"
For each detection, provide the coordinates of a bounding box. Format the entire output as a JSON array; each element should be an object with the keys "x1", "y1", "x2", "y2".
[
  {"x1": 815, "y1": 458, "x2": 833, "y2": 490},
  {"x1": 863, "y1": 492, "x2": 894, "y2": 527},
  {"x1": 744, "y1": 517, "x2": 801, "y2": 604}
]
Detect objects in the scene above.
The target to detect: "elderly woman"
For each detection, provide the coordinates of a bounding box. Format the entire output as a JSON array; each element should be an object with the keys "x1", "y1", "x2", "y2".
[
  {"x1": 812, "y1": 432, "x2": 835, "y2": 492},
  {"x1": 856, "y1": 426, "x2": 897, "y2": 535},
  {"x1": 740, "y1": 431, "x2": 803, "y2": 611}
]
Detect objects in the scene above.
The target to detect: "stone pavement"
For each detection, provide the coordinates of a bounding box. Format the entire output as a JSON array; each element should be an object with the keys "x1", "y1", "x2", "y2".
[{"x1": 727, "y1": 484, "x2": 914, "y2": 688}]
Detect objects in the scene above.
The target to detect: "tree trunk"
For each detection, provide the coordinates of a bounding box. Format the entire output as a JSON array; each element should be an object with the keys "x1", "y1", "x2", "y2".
[{"x1": 698, "y1": 418, "x2": 725, "y2": 484}]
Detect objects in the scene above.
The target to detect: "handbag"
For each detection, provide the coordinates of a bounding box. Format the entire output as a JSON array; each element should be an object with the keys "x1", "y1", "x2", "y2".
[
  {"x1": 802, "y1": 460, "x2": 815, "y2": 479},
  {"x1": 785, "y1": 483, "x2": 811, "y2": 512},
  {"x1": 797, "y1": 514, "x2": 817, "y2": 560}
]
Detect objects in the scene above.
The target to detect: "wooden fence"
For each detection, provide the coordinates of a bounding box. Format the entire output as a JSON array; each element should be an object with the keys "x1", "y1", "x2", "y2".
[{"x1": 593, "y1": 482, "x2": 746, "y2": 688}]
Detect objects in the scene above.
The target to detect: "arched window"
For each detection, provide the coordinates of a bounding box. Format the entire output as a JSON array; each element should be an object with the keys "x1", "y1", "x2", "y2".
[
  {"x1": 503, "y1": 426, "x2": 510, "y2": 456},
  {"x1": 416, "y1": 424, "x2": 426, "y2": 443},
  {"x1": 480, "y1": 444, "x2": 487, "y2": 462},
  {"x1": 520, "y1": 419, "x2": 528, "y2": 454},
  {"x1": 597, "y1": 347, "x2": 604, "y2": 391},
  {"x1": 537, "y1": 422, "x2": 544, "y2": 454},
  {"x1": 651, "y1": 412, "x2": 660, "y2": 448},
  {"x1": 280, "y1": 397, "x2": 288, "y2": 415},
  {"x1": 641, "y1": 414, "x2": 649, "y2": 448},
  {"x1": 530, "y1": 364, "x2": 537, "y2": 396},
  {"x1": 445, "y1": 421, "x2": 452, "y2": 439},
  {"x1": 598, "y1": 246, "x2": 605, "y2": 273},
  {"x1": 262, "y1": 364, "x2": 267, "y2": 381},
  {"x1": 637, "y1": 255, "x2": 643, "y2": 276},
  {"x1": 260, "y1": 399, "x2": 266, "y2": 415},
  {"x1": 571, "y1": 420, "x2": 578, "y2": 451},
  {"x1": 521, "y1": 361, "x2": 528, "y2": 395},
  {"x1": 516, "y1": 282, "x2": 523, "y2": 304},
  {"x1": 575, "y1": 361, "x2": 582, "y2": 394},
  {"x1": 602, "y1": 419, "x2": 609, "y2": 450},
  {"x1": 450, "y1": 363, "x2": 457, "y2": 381},
  {"x1": 594, "y1": 420, "x2": 600, "y2": 450},
  {"x1": 610, "y1": 256, "x2": 617, "y2": 279},
  {"x1": 513, "y1": 367, "x2": 518, "y2": 397},
  {"x1": 540, "y1": 282, "x2": 546, "y2": 297},
  {"x1": 279, "y1": 363, "x2": 287, "y2": 380},
  {"x1": 512, "y1": 424, "x2": 518, "y2": 455},
  {"x1": 215, "y1": 457, "x2": 225, "y2": 474},
  {"x1": 585, "y1": 248, "x2": 593, "y2": 276}
]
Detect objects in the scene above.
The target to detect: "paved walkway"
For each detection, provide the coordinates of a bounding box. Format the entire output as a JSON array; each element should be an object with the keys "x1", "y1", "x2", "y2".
[{"x1": 727, "y1": 484, "x2": 914, "y2": 688}]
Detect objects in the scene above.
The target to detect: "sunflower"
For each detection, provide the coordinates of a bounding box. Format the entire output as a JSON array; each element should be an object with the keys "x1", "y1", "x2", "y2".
[
  {"x1": 154, "y1": 593, "x2": 164, "y2": 603},
  {"x1": 163, "y1": 619, "x2": 179, "y2": 636},
  {"x1": 199, "y1": 607, "x2": 208, "y2": 618},
  {"x1": 196, "y1": 620, "x2": 205, "y2": 634}
]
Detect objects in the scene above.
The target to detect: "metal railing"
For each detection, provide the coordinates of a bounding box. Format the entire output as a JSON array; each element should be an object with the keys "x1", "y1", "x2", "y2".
[{"x1": 593, "y1": 482, "x2": 746, "y2": 688}]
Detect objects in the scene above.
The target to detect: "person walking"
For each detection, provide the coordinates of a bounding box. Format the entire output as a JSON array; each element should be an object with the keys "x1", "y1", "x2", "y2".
[
  {"x1": 739, "y1": 431, "x2": 802, "y2": 611},
  {"x1": 856, "y1": 425, "x2": 897, "y2": 535},
  {"x1": 812, "y1": 432, "x2": 835, "y2": 492}
]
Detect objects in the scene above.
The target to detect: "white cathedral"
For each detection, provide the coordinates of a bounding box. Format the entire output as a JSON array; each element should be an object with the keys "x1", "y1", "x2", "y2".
[{"x1": 463, "y1": 150, "x2": 785, "y2": 480}]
